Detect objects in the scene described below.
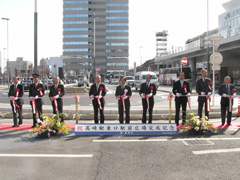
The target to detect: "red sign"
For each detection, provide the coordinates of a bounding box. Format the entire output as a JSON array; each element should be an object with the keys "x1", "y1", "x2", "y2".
[
  {"x1": 98, "y1": 68, "x2": 100, "y2": 72},
  {"x1": 182, "y1": 57, "x2": 187, "y2": 66}
]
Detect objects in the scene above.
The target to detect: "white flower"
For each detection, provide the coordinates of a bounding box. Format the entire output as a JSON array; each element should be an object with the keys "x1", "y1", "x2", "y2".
[{"x1": 195, "y1": 127, "x2": 199, "y2": 131}]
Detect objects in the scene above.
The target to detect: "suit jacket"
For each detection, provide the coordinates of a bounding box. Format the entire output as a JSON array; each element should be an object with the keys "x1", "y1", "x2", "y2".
[
  {"x1": 115, "y1": 85, "x2": 132, "y2": 106},
  {"x1": 8, "y1": 83, "x2": 24, "y2": 106},
  {"x1": 89, "y1": 83, "x2": 106, "y2": 105},
  {"x1": 196, "y1": 77, "x2": 212, "y2": 102},
  {"x1": 218, "y1": 83, "x2": 235, "y2": 105},
  {"x1": 139, "y1": 82, "x2": 157, "y2": 103},
  {"x1": 172, "y1": 80, "x2": 190, "y2": 102},
  {"x1": 49, "y1": 84, "x2": 65, "y2": 107},
  {"x1": 29, "y1": 83, "x2": 45, "y2": 106}
]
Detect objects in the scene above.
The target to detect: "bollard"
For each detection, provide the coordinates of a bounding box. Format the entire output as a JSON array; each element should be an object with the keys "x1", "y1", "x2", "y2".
[
  {"x1": 238, "y1": 96, "x2": 240, "y2": 117},
  {"x1": 75, "y1": 94, "x2": 79, "y2": 123},
  {"x1": 169, "y1": 93, "x2": 172, "y2": 123}
]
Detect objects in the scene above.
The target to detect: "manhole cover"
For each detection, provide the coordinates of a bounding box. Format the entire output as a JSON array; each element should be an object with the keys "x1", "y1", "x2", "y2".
[{"x1": 182, "y1": 140, "x2": 214, "y2": 146}]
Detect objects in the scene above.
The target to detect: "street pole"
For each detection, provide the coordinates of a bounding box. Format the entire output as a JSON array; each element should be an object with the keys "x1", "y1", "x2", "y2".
[
  {"x1": 1, "y1": 18, "x2": 10, "y2": 88},
  {"x1": 93, "y1": 13, "x2": 96, "y2": 78},
  {"x1": 212, "y1": 38, "x2": 215, "y2": 106},
  {"x1": 34, "y1": 0, "x2": 38, "y2": 73},
  {"x1": 206, "y1": 0, "x2": 210, "y2": 77}
]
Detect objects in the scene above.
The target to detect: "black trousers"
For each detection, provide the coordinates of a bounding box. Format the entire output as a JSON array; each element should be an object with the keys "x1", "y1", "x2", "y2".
[
  {"x1": 118, "y1": 103, "x2": 130, "y2": 124},
  {"x1": 175, "y1": 100, "x2": 187, "y2": 126},
  {"x1": 11, "y1": 105, "x2": 23, "y2": 126},
  {"x1": 51, "y1": 101, "x2": 64, "y2": 122},
  {"x1": 93, "y1": 104, "x2": 104, "y2": 124},
  {"x1": 142, "y1": 101, "x2": 154, "y2": 123},
  {"x1": 198, "y1": 98, "x2": 209, "y2": 120},
  {"x1": 221, "y1": 103, "x2": 232, "y2": 125},
  {"x1": 32, "y1": 105, "x2": 43, "y2": 126}
]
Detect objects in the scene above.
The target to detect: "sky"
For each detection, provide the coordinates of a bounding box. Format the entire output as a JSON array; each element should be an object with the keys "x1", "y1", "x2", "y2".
[{"x1": 0, "y1": 0, "x2": 228, "y2": 70}]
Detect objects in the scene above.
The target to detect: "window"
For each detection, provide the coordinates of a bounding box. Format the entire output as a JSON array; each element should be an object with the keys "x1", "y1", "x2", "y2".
[
  {"x1": 64, "y1": 49, "x2": 88, "y2": 52},
  {"x1": 106, "y1": 30, "x2": 128, "y2": 33},
  {"x1": 106, "y1": 17, "x2": 128, "y2": 20},
  {"x1": 106, "y1": 23, "x2": 128, "y2": 26},
  {"x1": 64, "y1": 7, "x2": 88, "y2": 11},
  {"x1": 106, "y1": 43, "x2": 128, "y2": 46},
  {"x1": 64, "y1": 42, "x2": 88, "y2": 45},
  {"x1": 64, "y1": 14, "x2": 88, "y2": 18},
  {"x1": 63, "y1": 21, "x2": 88, "y2": 24},
  {"x1": 106, "y1": 10, "x2": 128, "y2": 13},
  {"x1": 106, "y1": 4, "x2": 128, "y2": 6},
  {"x1": 63, "y1": 28, "x2": 88, "y2": 31},
  {"x1": 64, "y1": 35, "x2": 88, "y2": 38},
  {"x1": 64, "y1": 1, "x2": 88, "y2": 4},
  {"x1": 106, "y1": 36, "x2": 128, "y2": 39}
]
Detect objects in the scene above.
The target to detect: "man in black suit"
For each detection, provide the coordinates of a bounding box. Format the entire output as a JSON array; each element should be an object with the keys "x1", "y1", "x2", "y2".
[
  {"x1": 8, "y1": 76, "x2": 24, "y2": 127},
  {"x1": 49, "y1": 76, "x2": 65, "y2": 122},
  {"x1": 29, "y1": 73, "x2": 45, "y2": 127},
  {"x1": 218, "y1": 76, "x2": 236, "y2": 125},
  {"x1": 172, "y1": 72, "x2": 190, "y2": 126},
  {"x1": 196, "y1": 69, "x2": 212, "y2": 119},
  {"x1": 89, "y1": 75, "x2": 106, "y2": 124},
  {"x1": 115, "y1": 76, "x2": 132, "y2": 124},
  {"x1": 139, "y1": 74, "x2": 157, "y2": 123}
]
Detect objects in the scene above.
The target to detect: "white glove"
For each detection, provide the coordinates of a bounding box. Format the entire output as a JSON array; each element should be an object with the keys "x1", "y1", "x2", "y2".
[
  {"x1": 201, "y1": 92, "x2": 205, "y2": 95},
  {"x1": 9, "y1": 96, "x2": 13, "y2": 101},
  {"x1": 96, "y1": 95, "x2": 102, "y2": 99},
  {"x1": 117, "y1": 96, "x2": 120, "y2": 100},
  {"x1": 35, "y1": 96, "x2": 39, "y2": 99},
  {"x1": 208, "y1": 92, "x2": 211, "y2": 95},
  {"x1": 176, "y1": 93, "x2": 181, "y2": 97},
  {"x1": 141, "y1": 93, "x2": 145, "y2": 99},
  {"x1": 54, "y1": 95, "x2": 59, "y2": 99},
  {"x1": 233, "y1": 93, "x2": 237, "y2": 97},
  {"x1": 123, "y1": 95, "x2": 128, "y2": 100},
  {"x1": 223, "y1": 93, "x2": 227, "y2": 97},
  {"x1": 14, "y1": 97, "x2": 18, "y2": 100},
  {"x1": 148, "y1": 93, "x2": 153, "y2": 97},
  {"x1": 90, "y1": 95, "x2": 94, "y2": 100}
]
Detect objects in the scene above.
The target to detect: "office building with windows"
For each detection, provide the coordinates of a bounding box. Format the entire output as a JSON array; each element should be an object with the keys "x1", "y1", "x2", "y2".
[{"x1": 63, "y1": 0, "x2": 129, "y2": 80}]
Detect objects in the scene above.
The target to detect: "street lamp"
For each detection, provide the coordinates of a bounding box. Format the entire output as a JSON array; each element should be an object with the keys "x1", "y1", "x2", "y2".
[
  {"x1": 2, "y1": 18, "x2": 10, "y2": 88},
  {"x1": 34, "y1": 0, "x2": 38, "y2": 73}
]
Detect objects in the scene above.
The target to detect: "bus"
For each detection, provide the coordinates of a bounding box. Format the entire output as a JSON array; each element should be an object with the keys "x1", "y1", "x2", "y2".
[{"x1": 159, "y1": 66, "x2": 192, "y2": 85}]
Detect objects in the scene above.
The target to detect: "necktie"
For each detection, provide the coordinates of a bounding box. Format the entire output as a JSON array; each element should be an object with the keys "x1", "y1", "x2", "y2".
[
  {"x1": 97, "y1": 84, "x2": 99, "y2": 90},
  {"x1": 227, "y1": 84, "x2": 230, "y2": 95},
  {"x1": 181, "y1": 81, "x2": 183, "y2": 88},
  {"x1": 14, "y1": 85, "x2": 16, "y2": 93}
]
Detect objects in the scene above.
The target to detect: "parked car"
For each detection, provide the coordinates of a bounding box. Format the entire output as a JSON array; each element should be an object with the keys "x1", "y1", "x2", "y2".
[
  {"x1": 20, "y1": 80, "x2": 32, "y2": 91},
  {"x1": 134, "y1": 71, "x2": 158, "y2": 90},
  {"x1": 78, "y1": 78, "x2": 89, "y2": 87},
  {"x1": 104, "y1": 79, "x2": 109, "y2": 84},
  {"x1": 47, "y1": 79, "x2": 54, "y2": 89},
  {"x1": 126, "y1": 76, "x2": 135, "y2": 87}
]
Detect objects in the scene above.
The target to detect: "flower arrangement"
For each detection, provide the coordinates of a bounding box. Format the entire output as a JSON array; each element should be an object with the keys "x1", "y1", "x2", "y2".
[
  {"x1": 28, "y1": 113, "x2": 69, "y2": 138},
  {"x1": 181, "y1": 113, "x2": 218, "y2": 135}
]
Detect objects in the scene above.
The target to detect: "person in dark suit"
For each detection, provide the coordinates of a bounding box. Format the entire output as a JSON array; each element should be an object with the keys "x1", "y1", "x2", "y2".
[
  {"x1": 29, "y1": 73, "x2": 45, "y2": 127},
  {"x1": 49, "y1": 76, "x2": 65, "y2": 122},
  {"x1": 172, "y1": 72, "x2": 190, "y2": 126},
  {"x1": 89, "y1": 75, "x2": 106, "y2": 124},
  {"x1": 139, "y1": 74, "x2": 157, "y2": 123},
  {"x1": 8, "y1": 76, "x2": 24, "y2": 127},
  {"x1": 115, "y1": 76, "x2": 132, "y2": 124},
  {"x1": 218, "y1": 76, "x2": 236, "y2": 125},
  {"x1": 196, "y1": 69, "x2": 212, "y2": 120}
]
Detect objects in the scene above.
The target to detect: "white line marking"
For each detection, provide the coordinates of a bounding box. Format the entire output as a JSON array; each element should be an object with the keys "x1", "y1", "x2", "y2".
[
  {"x1": 0, "y1": 154, "x2": 93, "y2": 158},
  {"x1": 193, "y1": 148, "x2": 240, "y2": 155},
  {"x1": 92, "y1": 137, "x2": 240, "y2": 143}
]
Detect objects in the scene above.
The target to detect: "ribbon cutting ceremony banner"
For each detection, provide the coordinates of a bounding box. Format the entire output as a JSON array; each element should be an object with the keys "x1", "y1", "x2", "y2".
[{"x1": 75, "y1": 123, "x2": 177, "y2": 135}]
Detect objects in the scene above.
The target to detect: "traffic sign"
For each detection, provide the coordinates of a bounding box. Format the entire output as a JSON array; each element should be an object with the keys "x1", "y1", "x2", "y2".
[{"x1": 182, "y1": 57, "x2": 187, "y2": 66}]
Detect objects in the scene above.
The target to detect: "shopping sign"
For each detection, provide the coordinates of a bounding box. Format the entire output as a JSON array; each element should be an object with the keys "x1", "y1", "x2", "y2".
[
  {"x1": 75, "y1": 123, "x2": 177, "y2": 135},
  {"x1": 182, "y1": 57, "x2": 187, "y2": 66}
]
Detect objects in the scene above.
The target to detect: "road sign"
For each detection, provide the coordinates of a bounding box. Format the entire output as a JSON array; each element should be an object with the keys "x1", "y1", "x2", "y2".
[
  {"x1": 182, "y1": 57, "x2": 187, "y2": 66},
  {"x1": 98, "y1": 68, "x2": 100, "y2": 72}
]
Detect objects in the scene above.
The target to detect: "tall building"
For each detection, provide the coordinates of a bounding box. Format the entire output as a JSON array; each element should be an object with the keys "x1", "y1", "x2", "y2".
[
  {"x1": 8, "y1": 57, "x2": 33, "y2": 78},
  {"x1": 63, "y1": 0, "x2": 129, "y2": 80},
  {"x1": 156, "y1": 30, "x2": 168, "y2": 57}
]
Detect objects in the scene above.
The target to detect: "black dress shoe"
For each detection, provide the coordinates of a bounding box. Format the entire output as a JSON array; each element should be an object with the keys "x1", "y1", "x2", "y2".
[
  {"x1": 12, "y1": 125, "x2": 17, "y2": 127},
  {"x1": 222, "y1": 123, "x2": 224, "y2": 126},
  {"x1": 32, "y1": 125, "x2": 35, "y2": 128},
  {"x1": 227, "y1": 123, "x2": 231, "y2": 125}
]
